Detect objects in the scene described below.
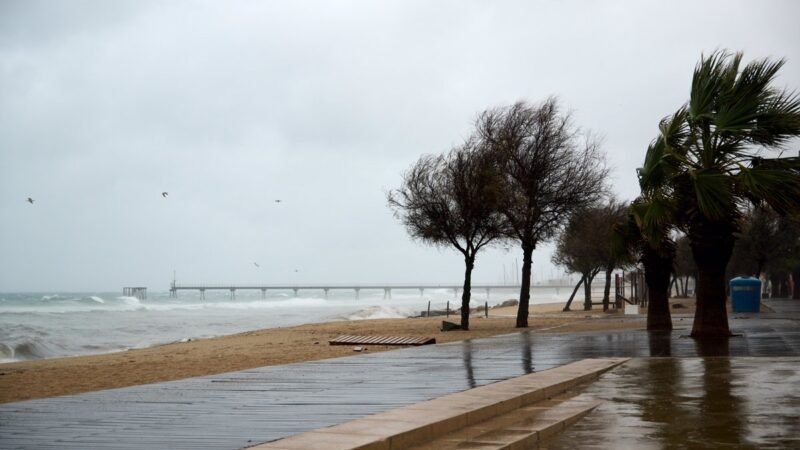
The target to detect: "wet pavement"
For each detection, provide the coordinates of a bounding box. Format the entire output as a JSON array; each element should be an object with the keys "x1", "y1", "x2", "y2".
[
  {"x1": 546, "y1": 357, "x2": 800, "y2": 450},
  {"x1": 1, "y1": 299, "x2": 798, "y2": 449}
]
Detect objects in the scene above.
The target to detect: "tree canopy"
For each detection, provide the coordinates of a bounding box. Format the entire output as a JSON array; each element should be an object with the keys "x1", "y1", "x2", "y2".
[
  {"x1": 388, "y1": 138, "x2": 504, "y2": 330},
  {"x1": 477, "y1": 98, "x2": 609, "y2": 326}
]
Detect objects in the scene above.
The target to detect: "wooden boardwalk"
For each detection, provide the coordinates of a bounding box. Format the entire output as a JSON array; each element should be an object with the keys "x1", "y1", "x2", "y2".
[{"x1": 1, "y1": 299, "x2": 799, "y2": 450}]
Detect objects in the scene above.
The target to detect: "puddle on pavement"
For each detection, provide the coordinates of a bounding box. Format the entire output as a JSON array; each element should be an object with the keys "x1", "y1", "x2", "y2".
[{"x1": 544, "y1": 357, "x2": 800, "y2": 449}]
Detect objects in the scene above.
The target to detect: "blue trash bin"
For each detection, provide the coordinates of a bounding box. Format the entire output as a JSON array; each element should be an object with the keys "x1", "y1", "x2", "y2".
[{"x1": 729, "y1": 277, "x2": 762, "y2": 313}]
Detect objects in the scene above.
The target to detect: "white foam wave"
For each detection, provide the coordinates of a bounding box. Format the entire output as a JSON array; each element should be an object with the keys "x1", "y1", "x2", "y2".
[
  {"x1": 117, "y1": 296, "x2": 143, "y2": 307},
  {"x1": 340, "y1": 305, "x2": 417, "y2": 321},
  {"x1": 89, "y1": 296, "x2": 105, "y2": 304}
]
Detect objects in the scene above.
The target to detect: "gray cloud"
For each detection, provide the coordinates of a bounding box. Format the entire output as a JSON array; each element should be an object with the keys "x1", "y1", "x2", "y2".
[{"x1": 2, "y1": 0, "x2": 799, "y2": 291}]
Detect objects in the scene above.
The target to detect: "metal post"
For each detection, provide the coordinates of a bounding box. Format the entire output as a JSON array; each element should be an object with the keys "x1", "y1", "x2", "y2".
[
  {"x1": 485, "y1": 301, "x2": 488, "y2": 318},
  {"x1": 446, "y1": 301, "x2": 450, "y2": 318},
  {"x1": 427, "y1": 301, "x2": 431, "y2": 317}
]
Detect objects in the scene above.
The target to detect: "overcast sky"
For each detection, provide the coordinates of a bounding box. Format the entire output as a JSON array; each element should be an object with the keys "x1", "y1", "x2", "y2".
[{"x1": 1, "y1": 0, "x2": 799, "y2": 292}]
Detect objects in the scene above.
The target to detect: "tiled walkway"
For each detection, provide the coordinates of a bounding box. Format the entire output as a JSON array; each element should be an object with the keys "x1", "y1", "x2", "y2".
[{"x1": 1, "y1": 299, "x2": 798, "y2": 450}]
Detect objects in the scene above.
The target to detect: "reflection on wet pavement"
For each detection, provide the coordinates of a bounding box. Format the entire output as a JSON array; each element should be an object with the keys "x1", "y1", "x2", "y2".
[{"x1": 546, "y1": 357, "x2": 800, "y2": 450}]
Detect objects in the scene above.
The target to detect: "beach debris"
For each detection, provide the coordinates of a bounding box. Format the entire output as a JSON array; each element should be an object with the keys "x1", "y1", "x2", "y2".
[
  {"x1": 330, "y1": 335, "x2": 435, "y2": 346},
  {"x1": 440, "y1": 321, "x2": 462, "y2": 332},
  {"x1": 353, "y1": 346, "x2": 364, "y2": 352}
]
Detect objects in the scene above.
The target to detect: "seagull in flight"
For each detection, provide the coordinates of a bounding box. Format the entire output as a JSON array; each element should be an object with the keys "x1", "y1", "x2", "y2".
[
  {"x1": 274, "y1": 199, "x2": 282, "y2": 203},
  {"x1": 162, "y1": 192, "x2": 169, "y2": 198},
  {"x1": 253, "y1": 262, "x2": 260, "y2": 268},
  {"x1": 27, "y1": 197, "x2": 34, "y2": 204}
]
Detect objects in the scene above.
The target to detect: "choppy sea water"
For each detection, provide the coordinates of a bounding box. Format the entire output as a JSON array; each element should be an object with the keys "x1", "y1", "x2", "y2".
[{"x1": 0, "y1": 287, "x2": 568, "y2": 363}]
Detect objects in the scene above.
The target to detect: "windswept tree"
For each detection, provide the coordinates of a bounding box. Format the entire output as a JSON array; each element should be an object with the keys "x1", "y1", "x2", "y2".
[
  {"x1": 477, "y1": 98, "x2": 608, "y2": 327},
  {"x1": 553, "y1": 209, "x2": 604, "y2": 312},
  {"x1": 554, "y1": 200, "x2": 632, "y2": 311},
  {"x1": 673, "y1": 235, "x2": 696, "y2": 298},
  {"x1": 728, "y1": 205, "x2": 789, "y2": 278},
  {"x1": 388, "y1": 139, "x2": 504, "y2": 330},
  {"x1": 614, "y1": 194, "x2": 677, "y2": 331},
  {"x1": 639, "y1": 51, "x2": 800, "y2": 338}
]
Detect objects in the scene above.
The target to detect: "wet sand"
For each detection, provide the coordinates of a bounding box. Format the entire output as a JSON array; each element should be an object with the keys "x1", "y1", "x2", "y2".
[{"x1": 0, "y1": 302, "x2": 650, "y2": 403}]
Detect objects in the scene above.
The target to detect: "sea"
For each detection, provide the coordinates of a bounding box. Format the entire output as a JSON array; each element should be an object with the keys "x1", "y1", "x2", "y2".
[{"x1": 0, "y1": 286, "x2": 570, "y2": 363}]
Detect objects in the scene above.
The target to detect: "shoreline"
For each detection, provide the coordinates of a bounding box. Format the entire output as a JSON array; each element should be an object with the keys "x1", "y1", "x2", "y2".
[
  {"x1": 0, "y1": 302, "x2": 656, "y2": 403},
  {"x1": 0, "y1": 304, "x2": 645, "y2": 403}
]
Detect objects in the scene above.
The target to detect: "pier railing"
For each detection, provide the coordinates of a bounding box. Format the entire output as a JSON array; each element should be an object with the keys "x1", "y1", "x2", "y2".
[{"x1": 169, "y1": 282, "x2": 574, "y2": 300}]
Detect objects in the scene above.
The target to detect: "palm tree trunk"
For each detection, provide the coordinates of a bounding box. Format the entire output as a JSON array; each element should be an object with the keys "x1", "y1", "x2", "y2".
[
  {"x1": 515, "y1": 244, "x2": 534, "y2": 328},
  {"x1": 563, "y1": 275, "x2": 586, "y2": 311},
  {"x1": 461, "y1": 256, "x2": 474, "y2": 330},
  {"x1": 689, "y1": 221, "x2": 734, "y2": 338},
  {"x1": 642, "y1": 246, "x2": 673, "y2": 331}
]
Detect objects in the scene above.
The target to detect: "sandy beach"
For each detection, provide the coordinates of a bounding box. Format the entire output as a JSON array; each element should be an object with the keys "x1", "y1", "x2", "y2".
[{"x1": 0, "y1": 302, "x2": 659, "y2": 403}]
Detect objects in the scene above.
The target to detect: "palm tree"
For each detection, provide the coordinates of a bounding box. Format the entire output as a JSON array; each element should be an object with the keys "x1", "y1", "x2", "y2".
[
  {"x1": 616, "y1": 194, "x2": 677, "y2": 331},
  {"x1": 639, "y1": 50, "x2": 800, "y2": 338}
]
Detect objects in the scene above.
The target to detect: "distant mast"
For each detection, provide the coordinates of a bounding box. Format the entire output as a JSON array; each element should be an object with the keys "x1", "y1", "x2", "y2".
[{"x1": 170, "y1": 270, "x2": 177, "y2": 298}]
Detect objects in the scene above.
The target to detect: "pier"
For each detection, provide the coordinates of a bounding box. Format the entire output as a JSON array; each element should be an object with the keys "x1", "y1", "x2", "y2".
[
  {"x1": 123, "y1": 286, "x2": 147, "y2": 300},
  {"x1": 169, "y1": 282, "x2": 573, "y2": 300}
]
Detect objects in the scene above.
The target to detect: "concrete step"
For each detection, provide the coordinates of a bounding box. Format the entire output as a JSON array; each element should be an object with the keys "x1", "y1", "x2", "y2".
[
  {"x1": 249, "y1": 357, "x2": 627, "y2": 450},
  {"x1": 408, "y1": 393, "x2": 602, "y2": 450}
]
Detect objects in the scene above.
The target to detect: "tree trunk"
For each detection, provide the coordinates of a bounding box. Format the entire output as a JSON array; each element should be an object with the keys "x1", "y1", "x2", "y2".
[
  {"x1": 689, "y1": 219, "x2": 734, "y2": 338},
  {"x1": 563, "y1": 275, "x2": 586, "y2": 312},
  {"x1": 682, "y1": 276, "x2": 689, "y2": 297},
  {"x1": 755, "y1": 258, "x2": 765, "y2": 279},
  {"x1": 602, "y1": 265, "x2": 613, "y2": 311},
  {"x1": 583, "y1": 270, "x2": 598, "y2": 311},
  {"x1": 793, "y1": 270, "x2": 800, "y2": 300},
  {"x1": 642, "y1": 246, "x2": 673, "y2": 331},
  {"x1": 460, "y1": 256, "x2": 474, "y2": 330},
  {"x1": 769, "y1": 274, "x2": 781, "y2": 299},
  {"x1": 515, "y1": 244, "x2": 534, "y2": 328}
]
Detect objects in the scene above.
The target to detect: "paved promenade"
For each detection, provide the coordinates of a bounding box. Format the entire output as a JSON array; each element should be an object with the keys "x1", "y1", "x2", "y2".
[{"x1": 1, "y1": 299, "x2": 798, "y2": 450}]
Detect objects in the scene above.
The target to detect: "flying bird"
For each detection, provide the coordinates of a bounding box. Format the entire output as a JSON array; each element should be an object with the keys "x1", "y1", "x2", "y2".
[
  {"x1": 274, "y1": 199, "x2": 282, "y2": 203},
  {"x1": 27, "y1": 197, "x2": 34, "y2": 204},
  {"x1": 253, "y1": 262, "x2": 260, "y2": 268},
  {"x1": 162, "y1": 192, "x2": 169, "y2": 197}
]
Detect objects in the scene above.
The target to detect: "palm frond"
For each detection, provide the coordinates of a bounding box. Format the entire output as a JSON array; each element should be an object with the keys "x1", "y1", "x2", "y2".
[
  {"x1": 691, "y1": 168, "x2": 735, "y2": 221},
  {"x1": 736, "y1": 166, "x2": 800, "y2": 215}
]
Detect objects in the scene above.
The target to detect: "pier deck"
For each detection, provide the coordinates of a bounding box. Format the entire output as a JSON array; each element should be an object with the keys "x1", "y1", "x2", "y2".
[{"x1": 169, "y1": 282, "x2": 573, "y2": 299}]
